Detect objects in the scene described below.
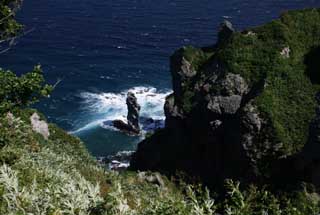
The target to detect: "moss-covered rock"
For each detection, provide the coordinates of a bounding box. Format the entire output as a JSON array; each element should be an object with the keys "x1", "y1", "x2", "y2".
[{"x1": 131, "y1": 8, "x2": 320, "y2": 187}]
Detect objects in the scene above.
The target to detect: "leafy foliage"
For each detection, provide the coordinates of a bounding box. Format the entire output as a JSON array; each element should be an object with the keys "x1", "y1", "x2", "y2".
[
  {"x1": 215, "y1": 9, "x2": 320, "y2": 155},
  {"x1": 0, "y1": 0, "x2": 22, "y2": 36},
  {"x1": 0, "y1": 66, "x2": 52, "y2": 114}
]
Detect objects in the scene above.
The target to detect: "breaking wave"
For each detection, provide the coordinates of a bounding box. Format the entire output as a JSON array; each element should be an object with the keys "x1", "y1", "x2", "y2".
[{"x1": 71, "y1": 86, "x2": 171, "y2": 134}]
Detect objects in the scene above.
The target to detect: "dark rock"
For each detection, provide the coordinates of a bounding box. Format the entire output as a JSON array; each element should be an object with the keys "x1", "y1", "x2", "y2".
[
  {"x1": 131, "y1": 11, "x2": 320, "y2": 190},
  {"x1": 217, "y1": 20, "x2": 235, "y2": 45},
  {"x1": 140, "y1": 117, "x2": 165, "y2": 132},
  {"x1": 126, "y1": 92, "x2": 141, "y2": 132},
  {"x1": 106, "y1": 151, "x2": 134, "y2": 171},
  {"x1": 164, "y1": 94, "x2": 184, "y2": 129},
  {"x1": 113, "y1": 119, "x2": 139, "y2": 135},
  {"x1": 207, "y1": 95, "x2": 242, "y2": 115},
  {"x1": 297, "y1": 93, "x2": 320, "y2": 186},
  {"x1": 113, "y1": 92, "x2": 141, "y2": 135},
  {"x1": 170, "y1": 50, "x2": 197, "y2": 101},
  {"x1": 131, "y1": 47, "x2": 253, "y2": 186}
]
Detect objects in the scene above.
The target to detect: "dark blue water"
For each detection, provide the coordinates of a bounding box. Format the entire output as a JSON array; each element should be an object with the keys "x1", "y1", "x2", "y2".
[{"x1": 1, "y1": 0, "x2": 320, "y2": 156}]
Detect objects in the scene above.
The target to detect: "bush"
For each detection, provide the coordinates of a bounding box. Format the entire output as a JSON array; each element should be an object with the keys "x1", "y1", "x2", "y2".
[{"x1": 0, "y1": 65, "x2": 52, "y2": 114}]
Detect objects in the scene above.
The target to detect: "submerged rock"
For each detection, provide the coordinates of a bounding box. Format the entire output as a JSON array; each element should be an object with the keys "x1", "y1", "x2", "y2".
[{"x1": 98, "y1": 151, "x2": 134, "y2": 171}]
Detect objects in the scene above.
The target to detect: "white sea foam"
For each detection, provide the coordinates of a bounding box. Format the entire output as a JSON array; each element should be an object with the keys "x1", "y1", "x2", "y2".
[{"x1": 71, "y1": 86, "x2": 171, "y2": 134}]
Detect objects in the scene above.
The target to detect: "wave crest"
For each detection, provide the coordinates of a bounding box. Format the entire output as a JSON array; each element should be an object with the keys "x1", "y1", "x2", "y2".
[{"x1": 72, "y1": 86, "x2": 171, "y2": 134}]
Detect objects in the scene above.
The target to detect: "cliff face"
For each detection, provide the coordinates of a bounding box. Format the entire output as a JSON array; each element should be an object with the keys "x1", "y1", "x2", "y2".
[{"x1": 130, "y1": 9, "x2": 320, "y2": 186}]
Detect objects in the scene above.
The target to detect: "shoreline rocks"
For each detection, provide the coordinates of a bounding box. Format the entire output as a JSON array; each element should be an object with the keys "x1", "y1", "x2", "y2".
[{"x1": 97, "y1": 151, "x2": 134, "y2": 171}]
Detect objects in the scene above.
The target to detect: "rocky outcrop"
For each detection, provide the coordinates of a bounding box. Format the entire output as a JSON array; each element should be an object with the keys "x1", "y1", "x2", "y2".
[
  {"x1": 217, "y1": 20, "x2": 235, "y2": 45},
  {"x1": 131, "y1": 9, "x2": 320, "y2": 188},
  {"x1": 131, "y1": 47, "x2": 257, "y2": 185},
  {"x1": 126, "y1": 92, "x2": 141, "y2": 132},
  {"x1": 113, "y1": 92, "x2": 141, "y2": 135}
]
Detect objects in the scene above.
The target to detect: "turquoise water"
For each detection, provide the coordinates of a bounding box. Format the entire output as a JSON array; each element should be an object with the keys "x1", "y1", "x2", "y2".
[{"x1": 1, "y1": 0, "x2": 320, "y2": 156}]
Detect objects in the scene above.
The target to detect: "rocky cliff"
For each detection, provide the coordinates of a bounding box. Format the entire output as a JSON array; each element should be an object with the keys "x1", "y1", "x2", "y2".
[{"x1": 130, "y1": 8, "x2": 320, "y2": 187}]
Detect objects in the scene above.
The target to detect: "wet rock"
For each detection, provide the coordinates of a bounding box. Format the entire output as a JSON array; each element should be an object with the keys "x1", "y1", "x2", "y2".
[
  {"x1": 113, "y1": 92, "x2": 141, "y2": 135},
  {"x1": 113, "y1": 120, "x2": 139, "y2": 135},
  {"x1": 127, "y1": 92, "x2": 141, "y2": 132},
  {"x1": 98, "y1": 151, "x2": 134, "y2": 171}
]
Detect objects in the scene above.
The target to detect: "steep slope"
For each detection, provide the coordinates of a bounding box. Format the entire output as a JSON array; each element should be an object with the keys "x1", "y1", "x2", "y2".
[{"x1": 131, "y1": 8, "x2": 320, "y2": 186}]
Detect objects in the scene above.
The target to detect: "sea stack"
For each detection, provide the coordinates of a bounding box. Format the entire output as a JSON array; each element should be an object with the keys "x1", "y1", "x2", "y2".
[
  {"x1": 113, "y1": 92, "x2": 141, "y2": 135},
  {"x1": 126, "y1": 91, "x2": 141, "y2": 132}
]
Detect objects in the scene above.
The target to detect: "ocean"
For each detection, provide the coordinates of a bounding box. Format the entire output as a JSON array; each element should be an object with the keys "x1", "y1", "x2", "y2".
[{"x1": 1, "y1": 0, "x2": 320, "y2": 156}]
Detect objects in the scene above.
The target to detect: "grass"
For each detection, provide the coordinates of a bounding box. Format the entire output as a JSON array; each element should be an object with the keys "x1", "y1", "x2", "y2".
[{"x1": 218, "y1": 9, "x2": 320, "y2": 155}]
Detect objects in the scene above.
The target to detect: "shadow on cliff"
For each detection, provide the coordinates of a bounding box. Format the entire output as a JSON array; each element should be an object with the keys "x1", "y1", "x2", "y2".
[{"x1": 305, "y1": 46, "x2": 320, "y2": 84}]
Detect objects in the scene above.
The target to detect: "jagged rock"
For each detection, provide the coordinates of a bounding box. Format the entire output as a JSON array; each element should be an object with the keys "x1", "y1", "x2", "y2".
[
  {"x1": 218, "y1": 20, "x2": 235, "y2": 45},
  {"x1": 113, "y1": 92, "x2": 141, "y2": 135},
  {"x1": 170, "y1": 50, "x2": 197, "y2": 100},
  {"x1": 219, "y1": 73, "x2": 249, "y2": 96},
  {"x1": 127, "y1": 92, "x2": 141, "y2": 132},
  {"x1": 131, "y1": 10, "x2": 320, "y2": 189},
  {"x1": 30, "y1": 112, "x2": 50, "y2": 140},
  {"x1": 240, "y1": 102, "x2": 264, "y2": 163},
  {"x1": 207, "y1": 95, "x2": 242, "y2": 115},
  {"x1": 113, "y1": 120, "x2": 139, "y2": 135},
  {"x1": 164, "y1": 94, "x2": 184, "y2": 128},
  {"x1": 207, "y1": 73, "x2": 248, "y2": 115}
]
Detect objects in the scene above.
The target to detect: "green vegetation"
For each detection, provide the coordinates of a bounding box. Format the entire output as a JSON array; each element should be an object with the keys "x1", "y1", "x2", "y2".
[
  {"x1": 0, "y1": 0, "x2": 22, "y2": 36},
  {"x1": 182, "y1": 46, "x2": 214, "y2": 71},
  {"x1": 214, "y1": 9, "x2": 320, "y2": 155},
  {"x1": 1, "y1": 3, "x2": 320, "y2": 214},
  {"x1": 0, "y1": 66, "x2": 53, "y2": 113},
  {"x1": 1, "y1": 112, "x2": 319, "y2": 214},
  {"x1": 179, "y1": 46, "x2": 214, "y2": 113}
]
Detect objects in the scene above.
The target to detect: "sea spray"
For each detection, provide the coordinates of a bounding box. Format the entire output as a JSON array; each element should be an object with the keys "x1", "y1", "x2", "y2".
[{"x1": 71, "y1": 86, "x2": 171, "y2": 134}]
